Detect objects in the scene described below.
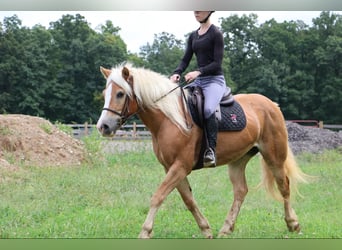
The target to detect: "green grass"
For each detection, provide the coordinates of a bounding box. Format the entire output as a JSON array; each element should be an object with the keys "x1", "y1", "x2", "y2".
[{"x1": 0, "y1": 138, "x2": 341, "y2": 239}]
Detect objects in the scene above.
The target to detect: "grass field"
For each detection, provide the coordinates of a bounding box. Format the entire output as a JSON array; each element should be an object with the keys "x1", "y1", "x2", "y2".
[{"x1": 0, "y1": 136, "x2": 341, "y2": 239}]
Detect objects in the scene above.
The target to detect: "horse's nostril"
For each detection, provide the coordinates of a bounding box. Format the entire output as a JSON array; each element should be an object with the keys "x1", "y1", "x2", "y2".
[{"x1": 101, "y1": 123, "x2": 110, "y2": 134}]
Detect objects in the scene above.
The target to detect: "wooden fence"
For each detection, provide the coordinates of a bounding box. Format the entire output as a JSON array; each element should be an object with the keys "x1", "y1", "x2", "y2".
[
  {"x1": 67, "y1": 122, "x2": 151, "y2": 140},
  {"x1": 67, "y1": 120, "x2": 342, "y2": 140},
  {"x1": 288, "y1": 120, "x2": 342, "y2": 130}
]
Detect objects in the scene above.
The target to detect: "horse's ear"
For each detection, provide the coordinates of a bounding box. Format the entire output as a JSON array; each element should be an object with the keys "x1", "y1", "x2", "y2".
[
  {"x1": 122, "y1": 66, "x2": 130, "y2": 82},
  {"x1": 100, "y1": 66, "x2": 111, "y2": 79}
]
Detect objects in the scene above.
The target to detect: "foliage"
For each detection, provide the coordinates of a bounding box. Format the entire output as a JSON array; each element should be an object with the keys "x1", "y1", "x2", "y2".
[
  {"x1": 0, "y1": 12, "x2": 341, "y2": 123},
  {"x1": 220, "y1": 11, "x2": 341, "y2": 123},
  {"x1": 0, "y1": 14, "x2": 126, "y2": 123}
]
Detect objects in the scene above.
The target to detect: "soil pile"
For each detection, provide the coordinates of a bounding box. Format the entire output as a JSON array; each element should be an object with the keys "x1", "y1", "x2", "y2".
[
  {"x1": 286, "y1": 122, "x2": 342, "y2": 154},
  {"x1": 0, "y1": 114, "x2": 86, "y2": 168}
]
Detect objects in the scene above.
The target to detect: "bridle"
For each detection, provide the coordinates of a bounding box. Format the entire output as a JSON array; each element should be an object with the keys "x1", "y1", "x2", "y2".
[{"x1": 102, "y1": 83, "x2": 140, "y2": 126}]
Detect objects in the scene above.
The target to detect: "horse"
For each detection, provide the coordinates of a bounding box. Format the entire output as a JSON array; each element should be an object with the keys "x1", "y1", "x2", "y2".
[{"x1": 96, "y1": 63, "x2": 308, "y2": 238}]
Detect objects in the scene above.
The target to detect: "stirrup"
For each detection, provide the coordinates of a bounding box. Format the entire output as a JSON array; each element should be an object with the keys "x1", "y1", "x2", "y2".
[{"x1": 203, "y1": 148, "x2": 216, "y2": 167}]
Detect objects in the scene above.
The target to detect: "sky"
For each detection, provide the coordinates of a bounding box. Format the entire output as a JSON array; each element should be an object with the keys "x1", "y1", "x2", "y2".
[{"x1": 0, "y1": 11, "x2": 339, "y2": 53}]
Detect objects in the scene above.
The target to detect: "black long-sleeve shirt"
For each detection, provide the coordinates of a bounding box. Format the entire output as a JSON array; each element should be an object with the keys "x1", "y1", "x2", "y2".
[{"x1": 173, "y1": 24, "x2": 224, "y2": 77}]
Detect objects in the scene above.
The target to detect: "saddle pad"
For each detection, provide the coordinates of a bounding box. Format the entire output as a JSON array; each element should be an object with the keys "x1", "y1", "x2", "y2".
[{"x1": 188, "y1": 99, "x2": 247, "y2": 131}]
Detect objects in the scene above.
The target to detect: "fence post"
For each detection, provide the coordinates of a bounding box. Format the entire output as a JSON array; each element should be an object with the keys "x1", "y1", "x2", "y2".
[
  {"x1": 84, "y1": 122, "x2": 88, "y2": 135},
  {"x1": 133, "y1": 121, "x2": 137, "y2": 138},
  {"x1": 319, "y1": 121, "x2": 323, "y2": 129}
]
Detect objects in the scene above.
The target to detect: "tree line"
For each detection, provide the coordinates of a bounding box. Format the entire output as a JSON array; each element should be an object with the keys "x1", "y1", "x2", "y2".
[{"x1": 0, "y1": 12, "x2": 341, "y2": 124}]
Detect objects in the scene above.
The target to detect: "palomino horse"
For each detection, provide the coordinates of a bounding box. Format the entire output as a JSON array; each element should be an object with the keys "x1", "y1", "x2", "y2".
[{"x1": 96, "y1": 63, "x2": 308, "y2": 238}]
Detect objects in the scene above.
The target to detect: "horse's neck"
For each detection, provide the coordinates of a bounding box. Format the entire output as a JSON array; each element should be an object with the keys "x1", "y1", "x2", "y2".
[{"x1": 138, "y1": 109, "x2": 166, "y2": 136}]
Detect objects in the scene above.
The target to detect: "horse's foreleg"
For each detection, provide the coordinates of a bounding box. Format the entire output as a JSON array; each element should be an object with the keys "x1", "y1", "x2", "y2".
[
  {"x1": 139, "y1": 165, "x2": 187, "y2": 239},
  {"x1": 218, "y1": 163, "x2": 248, "y2": 237},
  {"x1": 176, "y1": 177, "x2": 213, "y2": 238}
]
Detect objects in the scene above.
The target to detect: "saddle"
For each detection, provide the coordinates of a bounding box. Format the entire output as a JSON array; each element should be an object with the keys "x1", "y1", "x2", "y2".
[
  {"x1": 186, "y1": 86, "x2": 247, "y2": 170},
  {"x1": 187, "y1": 86, "x2": 246, "y2": 131}
]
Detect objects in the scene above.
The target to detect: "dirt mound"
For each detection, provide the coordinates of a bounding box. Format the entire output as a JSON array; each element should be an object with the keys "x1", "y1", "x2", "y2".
[
  {"x1": 287, "y1": 122, "x2": 342, "y2": 154},
  {"x1": 0, "y1": 114, "x2": 86, "y2": 168}
]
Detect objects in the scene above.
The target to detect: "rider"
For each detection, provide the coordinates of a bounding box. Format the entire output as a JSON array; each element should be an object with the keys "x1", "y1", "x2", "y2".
[{"x1": 170, "y1": 11, "x2": 229, "y2": 167}]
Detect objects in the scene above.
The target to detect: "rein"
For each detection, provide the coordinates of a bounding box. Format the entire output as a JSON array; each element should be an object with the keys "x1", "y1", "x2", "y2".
[{"x1": 154, "y1": 80, "x2": 188, "y2": 103}]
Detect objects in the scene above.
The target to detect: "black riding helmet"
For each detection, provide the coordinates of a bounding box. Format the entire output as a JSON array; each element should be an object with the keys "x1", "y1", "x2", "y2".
[{"x1": 199, "y1": 11, "x2": 215, "y2": 23}]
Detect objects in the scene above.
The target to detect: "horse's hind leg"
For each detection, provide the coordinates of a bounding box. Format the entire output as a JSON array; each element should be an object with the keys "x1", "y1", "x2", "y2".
[
  {"x1": 176, "y1": 177, "x2": 213, "y2": 238},
  {"x1": 260, "y1": 148, "x2": 301, "y2": 233},
  {"x1": 262, "y1": 157, "x2": 300, "y2": 232}
]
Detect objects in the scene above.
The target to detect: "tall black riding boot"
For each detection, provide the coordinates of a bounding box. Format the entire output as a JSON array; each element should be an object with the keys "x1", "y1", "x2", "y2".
[{"x1": 203, "y1": 113, "x2": 218, "y2": 167}]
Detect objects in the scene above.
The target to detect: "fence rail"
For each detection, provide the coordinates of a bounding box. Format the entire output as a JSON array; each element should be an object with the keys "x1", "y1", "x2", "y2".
[
  {"x1": 287, "y1": 120, "x2": 342, "y2": 130},
  {"x1": 66, "y1": 122, "x2": 152, "y2": 139},
  {"x1": 67, "y1": 120, "x2": 342, "y2": 139}
]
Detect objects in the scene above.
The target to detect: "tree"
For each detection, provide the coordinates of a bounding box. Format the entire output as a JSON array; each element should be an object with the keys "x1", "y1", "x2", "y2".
[
  {"x1": 139, "y1": 32, "x2": 186, "y2": 76},
  {"x1": 0, "y1": 15, "x2": 52, "y2": 116},
  {"x1": 48, "y1": 15, "x2": 128, "y2": 122},
  {"x1": 310, "y1": 12, "x2": 342, "y2": 123},
  {"x1": 220, "y1": 13, "x2": 260, "y2": 92},
  {"x1": 1, "y1": 12, "x2": 340, "y2": 124}
]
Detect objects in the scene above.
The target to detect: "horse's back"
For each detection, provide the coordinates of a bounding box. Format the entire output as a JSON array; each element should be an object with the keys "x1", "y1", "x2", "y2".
[
  {"x1": 234, "y1": 93, "x2": 278, "y2": 108},
  {"x1": 234, "y1": 93, "x2": 284, "y2": 123}
]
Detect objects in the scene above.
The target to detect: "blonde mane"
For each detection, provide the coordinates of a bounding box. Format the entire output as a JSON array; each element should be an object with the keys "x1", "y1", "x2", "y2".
[{"x1": 108, "y1": 63, "x2": 190, "y2": 133}]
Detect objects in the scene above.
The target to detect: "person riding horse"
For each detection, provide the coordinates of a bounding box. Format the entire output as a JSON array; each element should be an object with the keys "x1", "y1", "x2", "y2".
[{"x1": 170, "y1": 11, "x2": 230, "y2": 167}]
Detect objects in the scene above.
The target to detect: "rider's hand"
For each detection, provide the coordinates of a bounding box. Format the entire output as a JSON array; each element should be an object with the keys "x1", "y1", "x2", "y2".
[
  {"x1": 185, "y1": 70, "x2": 201, "y2": 83},
  {"x1": 170, "y1": 74, "x2": 180, "y2": 83}
]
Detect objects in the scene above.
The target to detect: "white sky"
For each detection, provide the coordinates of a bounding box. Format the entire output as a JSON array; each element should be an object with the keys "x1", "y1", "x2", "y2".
[{"x1": 0, "y1": 11, "x2": 339, "y2": 53}]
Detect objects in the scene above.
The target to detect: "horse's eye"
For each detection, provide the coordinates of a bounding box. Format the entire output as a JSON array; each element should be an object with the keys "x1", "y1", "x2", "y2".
[{"x1": 116, "y1": 91, "x2": 125, "y2": 99}]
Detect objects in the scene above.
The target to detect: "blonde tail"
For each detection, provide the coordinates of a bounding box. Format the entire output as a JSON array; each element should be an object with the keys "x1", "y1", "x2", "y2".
[{"x1": 260, "y1": 146, "x2": 310, "y2": 201}]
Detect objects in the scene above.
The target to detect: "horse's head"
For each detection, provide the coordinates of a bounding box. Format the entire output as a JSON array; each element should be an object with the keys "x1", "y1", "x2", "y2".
[{"x1": 96, "y1": 66, "x2": 138, "y2": 137}]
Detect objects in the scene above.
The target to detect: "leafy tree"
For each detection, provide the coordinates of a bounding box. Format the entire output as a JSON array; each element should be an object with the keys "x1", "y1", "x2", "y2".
[
  {"x1": 0, "y1": 15, "x2": 52, "y2": 116},
  {"x1": 48, "y1": 15, "x2": 127, "y2": 122},
  {"x1": 310, "y1": 12, "x2": 342, "y2": 122},
  {"x1": 220, "y1": 13, "x2": 260, "y2": 92},
  {"x1": 1, "y1": 12, "x2": 341, "y2": 124},
  {"x1": 139, "y1": 32, "x2": 186, "y2": 76}
]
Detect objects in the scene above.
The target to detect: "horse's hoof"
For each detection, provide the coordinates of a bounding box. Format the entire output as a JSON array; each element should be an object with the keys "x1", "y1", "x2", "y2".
[
  {"x1": 138, "y1": 231, "x2": 153, "y2": 239},
  {"x1": 287, "y1": 222, "x2": 301, "y2": 233},
  {"x1": 217, "y1": 231, "x2": 232, "y2": 238},
  {"x1": 218, "y1": 228, "x2": 233, "y2": 238},
  {"x1": 218, "y1": 224, "x2": 234, "y2": 238},
  {"x1": 201, "y1": 228, "x2": 213, "y2": 239}
]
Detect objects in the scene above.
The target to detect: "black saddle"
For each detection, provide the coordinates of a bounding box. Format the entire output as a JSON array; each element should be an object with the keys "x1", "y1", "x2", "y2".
[{"x1": 187, "y1": 86, "x2": 246, "y2": 131}]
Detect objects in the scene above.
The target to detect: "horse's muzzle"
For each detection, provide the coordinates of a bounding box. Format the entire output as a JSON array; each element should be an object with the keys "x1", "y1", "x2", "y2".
[{"x1": 96, "y1": 117, "x2": 120, "y2": 137}]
